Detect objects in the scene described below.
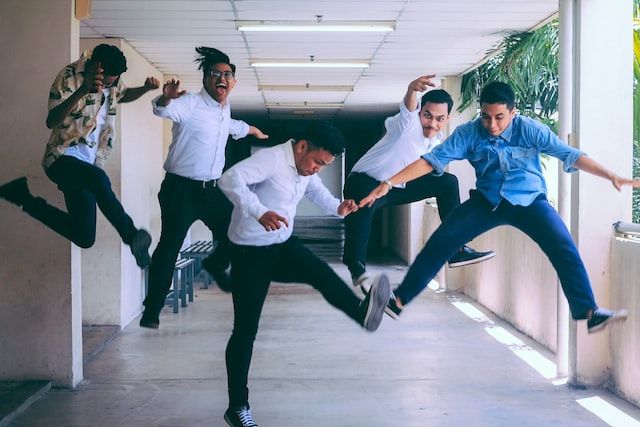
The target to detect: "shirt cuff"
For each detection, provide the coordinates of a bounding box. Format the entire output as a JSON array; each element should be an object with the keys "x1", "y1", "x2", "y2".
[
  {"x1": 562, "y1": 149, "x2": 586, "y2": 173},
  {"x1": 420, "y1": 153, "x2": 444, "y2": 176}
]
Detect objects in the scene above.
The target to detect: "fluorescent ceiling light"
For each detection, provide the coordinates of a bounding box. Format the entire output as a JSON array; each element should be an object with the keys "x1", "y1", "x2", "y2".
[
  {"x1": 237, "y1": 20, "x2": 395, "y2": 32},
  {"x1": 251, "y1": 59, "x2": 369, "y2": 68},
  {"x1": 265, "y1": 102, "x2": 343, "y2": 109},
  {"x1": 258, "y1": 84, "x2": 353, "y2": 92}
]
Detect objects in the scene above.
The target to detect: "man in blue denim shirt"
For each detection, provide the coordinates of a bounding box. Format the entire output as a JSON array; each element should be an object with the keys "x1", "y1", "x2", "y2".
[{"x1": 361, "y1": 81, "x2": 637, "y2": 333}]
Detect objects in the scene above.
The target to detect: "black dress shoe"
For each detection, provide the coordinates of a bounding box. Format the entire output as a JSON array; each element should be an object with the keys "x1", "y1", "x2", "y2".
[{"x1": 139, "y1": 310, "x2": 159, "y2": 329}]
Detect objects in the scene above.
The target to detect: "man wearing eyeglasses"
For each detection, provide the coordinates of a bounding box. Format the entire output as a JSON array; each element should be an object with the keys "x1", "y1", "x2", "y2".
[
  {"x1": 0, "y1": 43, "x2": 159, "y2": 268},
  {"x1": 343, "y1": 75, "x2": 495, "y2": 303},
  {"x1": 140, "y1": 46, "x2": 268, "y2": 329}
]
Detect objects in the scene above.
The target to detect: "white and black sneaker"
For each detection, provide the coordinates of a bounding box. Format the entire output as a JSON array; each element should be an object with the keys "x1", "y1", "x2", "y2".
[
  {"x1": 448, "y1": 246, "x2": 495, "y2": 268},
  {"x1": 224, "y1": 405, "x2": 259, "y2": 427},
  {"x1": 359, "y1": 273, "x2": 390, "y2": 331},
  {"x1": 587, "y1": 308, "x2": 628, "y2": 334}
]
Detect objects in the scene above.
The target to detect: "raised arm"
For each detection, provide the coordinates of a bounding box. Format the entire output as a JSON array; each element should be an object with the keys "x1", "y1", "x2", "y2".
[
  {"x1": 46, "y1": 60, "x2": 102, "y2": 129},
  {"x1": 403, "y1": 75, "x2": 436, "y2": 111},
  {"x1": 574, "y1": 155, "x2": 640, "y2": 191},
  {"x1": 119, "y1": 77, "x2": 160, "y2": 103}
]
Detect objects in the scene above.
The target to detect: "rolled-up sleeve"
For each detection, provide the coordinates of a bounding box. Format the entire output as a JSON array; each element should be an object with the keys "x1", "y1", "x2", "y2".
[
  {"x1": 531, "y1": 122, "x2": 585, "y2": 173},
  {"x1": 421, "y1": 125, "x2": 471, "y2": 175},
  {"x1": 229, "y1": 119, "x2": 250, "y2": 140}
]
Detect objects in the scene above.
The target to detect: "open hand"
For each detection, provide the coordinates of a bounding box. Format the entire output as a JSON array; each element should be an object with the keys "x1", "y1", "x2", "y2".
[
  {"x1": 338, "y1": 199, "x2": 358, "y2": 216},
  {"x1": 162, "y1": 78, "x2": 187, "y2": 99},
  {"x1": 358, "y1": 183, "x2": 390, "y2": 208}
]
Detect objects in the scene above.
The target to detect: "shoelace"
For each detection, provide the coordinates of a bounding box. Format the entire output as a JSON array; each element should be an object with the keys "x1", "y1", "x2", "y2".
[{"x1": 236, "y1": 407, "x2": 257, "y2": 427}]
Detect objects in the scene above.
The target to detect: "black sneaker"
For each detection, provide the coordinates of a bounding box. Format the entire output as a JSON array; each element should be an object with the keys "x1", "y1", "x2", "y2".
[
  {"x1": 224, "y1": 405, "x2": 259, "y2": 427},
  {"x1": 129, "y1": 229, "x2": 152, "y2": 268},
  {"x1": 139, "y1": 309, "x2": 159, "y2": 329},
  {"x1": 359, "y1": 273, "x2": 390, "y2": 331},
  {"x1": 587, "y1": 308, "x2": 628, "y2": 334},
  {"x1": 0, "y1": 177, "x2": 30, "y2": 206},
  {"x1": 202, "y1": 256, "x2": 232, "y2": 293},
  {"x1": 448, "y1": 246, "x2": 495, "y2": 268}
]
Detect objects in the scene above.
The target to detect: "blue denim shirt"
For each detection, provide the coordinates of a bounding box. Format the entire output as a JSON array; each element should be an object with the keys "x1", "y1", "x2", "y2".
[{"x1": 422, "y1": 115, "x2": 585, "y2": 208}]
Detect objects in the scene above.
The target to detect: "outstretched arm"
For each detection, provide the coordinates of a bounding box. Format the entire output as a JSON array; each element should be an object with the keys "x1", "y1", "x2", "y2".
[
  {"x1": 574, "y1": 155, "x2": 640, "y2": 191},
  {"x1": 119, "y1": 77, "x2": 160, "y2": 103},
  {"x1": 248, "y1": 125, "x2": 269, "y2": 140},
  {"x1": 359, "y1": 158, "x2": 434, "y2": 208}
]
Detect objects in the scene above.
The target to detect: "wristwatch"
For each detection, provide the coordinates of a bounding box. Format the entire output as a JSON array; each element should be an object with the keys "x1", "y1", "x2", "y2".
[{"x1": 383, "y1": 179, "x2": 393, "y2": 190}]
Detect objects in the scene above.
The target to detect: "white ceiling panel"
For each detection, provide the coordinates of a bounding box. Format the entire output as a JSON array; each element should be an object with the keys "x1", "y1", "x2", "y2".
[{"x1": 81, "y1": 0, "x2": 558, "y2": 118}]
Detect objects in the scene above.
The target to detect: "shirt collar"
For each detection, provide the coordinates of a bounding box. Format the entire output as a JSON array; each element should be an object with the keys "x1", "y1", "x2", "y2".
[
  {"x1": 478, "y1": 114, "x2": 516, "y2": 142},
  {"x1": 199, "y1": 87, "x2": 228, "y2": 110},
  {"x1": 283, "y1": 139, "x2": 298, "y2": 172}
]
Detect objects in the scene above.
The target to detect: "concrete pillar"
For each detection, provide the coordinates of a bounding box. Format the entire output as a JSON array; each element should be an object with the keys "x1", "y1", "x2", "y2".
[
  {"x1": 78, "y1": 39, "x2": 163, "y2": 327},
  {"x1": 0, "y1": 0, "x2": 82, "y2": 387},
  {"x1": 572, "y1": 0, "x2": 633, "y2": 385}
]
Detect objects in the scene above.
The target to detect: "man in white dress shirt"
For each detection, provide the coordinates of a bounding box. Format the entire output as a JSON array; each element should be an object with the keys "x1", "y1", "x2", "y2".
[
  {"x1": 218, "y1": 121, "x2": 390, "y2": 427},
  {"x1": 140, "y1": 47, "x2": 268, "y2": 329},
  {"x1": 343, "y1": 75, "x2": 494, "y2": 297}
]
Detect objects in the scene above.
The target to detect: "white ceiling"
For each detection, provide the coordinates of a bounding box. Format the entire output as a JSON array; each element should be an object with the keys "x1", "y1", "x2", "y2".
[{"x1": 80, "y1": 0, "x2": 558, "y2": 119}]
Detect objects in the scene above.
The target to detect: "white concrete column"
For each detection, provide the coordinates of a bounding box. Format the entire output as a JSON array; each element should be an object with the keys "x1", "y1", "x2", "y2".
[
  {"x1": 0, "y1": 0, "x2": 82, "y2": 387},
  {"x1": 556, "y1": 0, "x2": 575, "y2": 379},
  {"x1": 79, "y1": 39, "x2": 163, "y2": 327},
  {"x1": 572, "y1": 0, "x2": 633, "y2": 385}
]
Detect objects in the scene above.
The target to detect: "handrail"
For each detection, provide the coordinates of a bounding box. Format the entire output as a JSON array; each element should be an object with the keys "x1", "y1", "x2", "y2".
[{"x1": 613, "y1": 221, "x2": 640, "y2": 238}]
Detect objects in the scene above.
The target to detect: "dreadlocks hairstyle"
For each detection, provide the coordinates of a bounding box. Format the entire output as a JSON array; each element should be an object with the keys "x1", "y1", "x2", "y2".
[{"x1": 194, "y1": 46, "x2": 236, "y2": 78}]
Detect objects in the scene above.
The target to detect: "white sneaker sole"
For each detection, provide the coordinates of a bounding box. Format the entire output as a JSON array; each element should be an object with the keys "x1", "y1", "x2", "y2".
[
  {"x1": 448, "y1": 251, "x2": 495, "y2": 268},
  {"x1": 363, "y1": 274, "x2": 390, "y2": 331}
]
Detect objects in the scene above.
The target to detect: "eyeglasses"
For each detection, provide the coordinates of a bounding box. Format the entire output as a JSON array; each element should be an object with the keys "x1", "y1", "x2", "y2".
[{"x1": 207, "y1": 70, "x2": 235, "y2": 79}]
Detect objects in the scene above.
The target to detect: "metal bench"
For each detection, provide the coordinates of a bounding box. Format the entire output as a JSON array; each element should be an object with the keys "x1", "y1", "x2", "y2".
[
  {"x1": 180, "y1": 240, "x2": 218, "y2": 289},
  {"x1": 164, "y1": 257, "x2": 195, "y2": 313}
]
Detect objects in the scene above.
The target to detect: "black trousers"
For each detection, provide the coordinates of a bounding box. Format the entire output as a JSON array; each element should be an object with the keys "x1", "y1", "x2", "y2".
[
  {"x1": 342, "y1": 171, "x2": 460, "y2": 271},
  {"x1": 143, "y1": 173, "x2": 232, "y2": 314},
  {"x1": 225, "y1": 237, "x2": 362, "y2": 407},
  {"x1": 23, "y1": 155, "x2": 137, "y2": 248}
]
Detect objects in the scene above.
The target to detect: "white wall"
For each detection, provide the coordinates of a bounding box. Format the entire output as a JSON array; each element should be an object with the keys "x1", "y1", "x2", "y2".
[
  {"x1": 610, "y1": 237, "x2": 640, "y2": 406},
  {"x1": 297, "y1": 152, "x2": 344, "y2": 216},
  {"x1": 79, "y1": 39, "x2": 163, "y2": 327},
  {"x1": 0, "y1": 0, "x2": 83, "y2": 387}
]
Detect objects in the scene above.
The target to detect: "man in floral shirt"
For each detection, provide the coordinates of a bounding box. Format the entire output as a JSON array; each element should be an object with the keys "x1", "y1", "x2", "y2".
[{"x1": 0, "y1": 44, "x2": 159, "y2": 267}]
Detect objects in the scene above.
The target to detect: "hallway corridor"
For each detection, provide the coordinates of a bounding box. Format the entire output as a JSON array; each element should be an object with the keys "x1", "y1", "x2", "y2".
[{"x1": 10, "y1": 264, "x2": 640, "y2": 426}]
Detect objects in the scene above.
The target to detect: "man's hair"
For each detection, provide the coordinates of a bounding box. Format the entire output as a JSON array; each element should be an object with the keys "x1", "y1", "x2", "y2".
[
  {"x1": 194, "y1": 46, "x2": 236, "y2": 77},
  {"x1": 420, "y1": 89, "x2": 454, "y2": 114},
  {"x1": 480, "y1": 81, "x2": 516, "y2": 110},
  {"x1": 300, "y1": 121, "x2": 345, "y2": 156},
  {"x1": 91, "y1": 44, "x2": 127, "y2": 76}
]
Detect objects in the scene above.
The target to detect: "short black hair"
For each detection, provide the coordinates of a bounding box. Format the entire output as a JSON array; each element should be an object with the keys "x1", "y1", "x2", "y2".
[
  {"x1": 480, "y1": 81, "x2": 516, "y2": 110},
  {"x1": 91, "y1": 44, "x2": 127, "y2": 76},
  {"x1": 420, "y1": 89, "x2": 454, "y2": 114},
  {"x1": 300, "y1": 121, "x2": 345, "y2": 156},
  {"x1": 195, "y1": 46, "x2": 236, "y2": 77}
]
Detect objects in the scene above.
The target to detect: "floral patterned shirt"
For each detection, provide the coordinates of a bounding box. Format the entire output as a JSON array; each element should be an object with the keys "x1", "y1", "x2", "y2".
[{"x1": 42, "y1": 49, "x2": 127, "y2": 170}]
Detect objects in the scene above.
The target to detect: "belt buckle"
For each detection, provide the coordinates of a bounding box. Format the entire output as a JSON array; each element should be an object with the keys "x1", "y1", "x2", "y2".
[{"x1": 202, "y1": 179, "x2": 216, "y2": 189}]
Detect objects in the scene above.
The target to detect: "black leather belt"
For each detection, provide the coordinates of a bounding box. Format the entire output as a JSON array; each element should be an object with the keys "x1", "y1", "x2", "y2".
[{"x1": 166, "y1": 173, "x2": 218, "y2": 189}]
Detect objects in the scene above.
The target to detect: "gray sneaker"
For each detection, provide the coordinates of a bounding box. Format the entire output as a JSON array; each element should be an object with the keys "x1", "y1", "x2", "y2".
[{"x1": 359, "y1": 273, "x2": 390, "y2": 331}]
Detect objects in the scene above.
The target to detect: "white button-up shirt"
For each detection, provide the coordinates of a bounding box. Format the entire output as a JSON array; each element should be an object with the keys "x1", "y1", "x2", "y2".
[
  {"x1": 351, "y1": 101, "x2": 442, "y2": 187},
  {"x1": 152, "y1": 88, "x2": 249, "y2": 180},
  {"x1": 219, "y1": 141, "x2": 341, "y2": 246}
]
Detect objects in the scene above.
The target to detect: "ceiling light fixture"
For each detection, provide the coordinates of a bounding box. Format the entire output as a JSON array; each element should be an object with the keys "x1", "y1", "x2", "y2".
[
  {"x1": 236, "y1": 19, "x2": 395, "y2": 33},
  {"x1": 251, "y1": 57, "x2": 369, "y2": 68},
  {"x1": 265, "y1": 102, "x2": 344, "y2": 109},
  {"x1": 258, "y1": 84, "x2": 354, "y2": 92}
]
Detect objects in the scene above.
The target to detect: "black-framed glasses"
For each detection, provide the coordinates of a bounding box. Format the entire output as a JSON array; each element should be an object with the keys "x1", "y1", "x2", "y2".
[{"x1": 207, "y1": 69, "x2": 235, "y2": 79}]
